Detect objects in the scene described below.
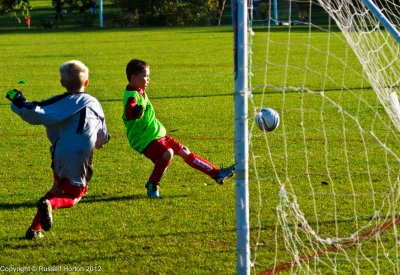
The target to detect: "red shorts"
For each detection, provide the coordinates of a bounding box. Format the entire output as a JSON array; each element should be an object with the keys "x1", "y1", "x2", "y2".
[
  {"x1": 143, "y1": 136, "x2": 182, "y2": 163},
  {"x1": 51, "y1": 172, "x2": 88, "y2": 199}
]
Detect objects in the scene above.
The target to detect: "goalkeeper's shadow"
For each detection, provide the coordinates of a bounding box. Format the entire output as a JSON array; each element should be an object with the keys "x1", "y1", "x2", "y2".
[
  {"x1": 0, "y1": 193, "x2": 189, "y2": 209},
  {"x1": 80, "y1": 193, "x2": 188, "y2": 203}
]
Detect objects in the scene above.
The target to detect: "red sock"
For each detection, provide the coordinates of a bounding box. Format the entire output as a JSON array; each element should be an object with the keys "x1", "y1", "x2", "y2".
[
  {"x1": 29, "y1": 210, "x2": 42, "y2": 231},
  {"x1": 184, "y1": 153, "x2": 219, "y2": 178},
  {"x1": 29, "y1": 195, "x2": 75, "y2": 231},
  {"x1": 149, "y1": 158, "x2": 171, "y2": 184},
  {"x1": 46, "y1": 192, "x2": 76, "y2": 209},
  {"x1": 48, "y1": 197, "x2": 75, "y2": 209}
]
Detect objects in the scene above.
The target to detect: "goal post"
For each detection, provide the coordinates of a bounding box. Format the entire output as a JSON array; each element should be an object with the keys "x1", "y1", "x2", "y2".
[
  {"x1": 361, "y1": 0, "x2": 400, "y2": 44},
  {"x1": 99, "y1": 0, "x2": 103, "y2": 28},
  {"x1": 233, "y1": 0, "x2": 250, "y2": 274}
]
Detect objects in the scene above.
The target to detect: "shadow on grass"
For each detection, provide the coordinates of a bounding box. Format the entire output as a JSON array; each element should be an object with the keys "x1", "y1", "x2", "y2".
[
  {"x1": 82, "y1": 193, "x2": 188, "y2": 203},
  {"x1": 0, "y1": 193, "x2": 188, "y2": 210},
  {"x1": 95, "y1": 85, "x2": 375, "y2": 103},
  {"x1": 256, "y1": 214, "x2": 383, "y2": 234},
  {"x1": 0, "y1": 200, "x2": 36, "y2": 209},
  {"x1": 4, "y1": 237, "x2": 46, "y2": 246}
]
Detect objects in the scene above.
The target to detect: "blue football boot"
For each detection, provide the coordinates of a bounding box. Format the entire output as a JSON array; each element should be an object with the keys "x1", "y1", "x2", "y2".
[
  {"x1": 145, "y1": 182, "x2": 160, "y2": 198},
  {"x1": 214, "y1": 164, "x2": 236, "y2": 185}
]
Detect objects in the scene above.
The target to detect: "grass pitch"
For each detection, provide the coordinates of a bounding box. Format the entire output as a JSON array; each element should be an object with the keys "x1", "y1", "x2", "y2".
[
  {"x1": 1, "y1": 3, "x2": 400, "y2": 274},
  {"x1": 0, "y1": 26, "x2": 236, "y2": 273}
]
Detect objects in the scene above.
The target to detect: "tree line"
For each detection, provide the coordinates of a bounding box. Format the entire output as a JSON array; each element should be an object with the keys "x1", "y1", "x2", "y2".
[{"x1": 1, "y1": 0, "x2": 224, "y2": 26}]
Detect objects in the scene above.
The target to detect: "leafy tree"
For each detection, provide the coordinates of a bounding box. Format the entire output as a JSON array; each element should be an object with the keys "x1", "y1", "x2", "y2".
[
  {"x1": 1, "y1": 0, "x2": 31, "y2": 22},
  {"x1": 115, "y1": 0, "x2": 220, "y2": 26}
]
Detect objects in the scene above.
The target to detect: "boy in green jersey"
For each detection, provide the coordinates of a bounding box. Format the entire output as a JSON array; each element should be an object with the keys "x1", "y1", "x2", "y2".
[{"x1": 123, "y1": 59, "x2": 235, "y2": 198}]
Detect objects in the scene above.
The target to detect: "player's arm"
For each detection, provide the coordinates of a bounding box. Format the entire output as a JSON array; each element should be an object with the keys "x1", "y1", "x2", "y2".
[
  {"x1": 125, "y1": 97, "x2": 143, "y2": 120},
  {"x1": 6, "y1": 89, "x2": 30, "y2": 109},
  {"x1": 95, "y1": 128, "x2": 111, "y2": 149},
  {"x1": 95, "y1": 116, "x2": 111, "y2": 149},
  {"x1": 6, "y1": 92, "x2": 72, "y2": 126}
]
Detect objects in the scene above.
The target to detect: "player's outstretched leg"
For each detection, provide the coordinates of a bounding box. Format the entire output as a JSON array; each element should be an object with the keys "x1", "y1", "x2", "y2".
[
  {"x1": 38, "y1": 196, "x2": 53, "y2": 231},
  {"x1": 214, "y1": 164, "x2": 236, "y2": 185},
  {"x1": 25, "y1": 228, "x2": 44, "y2": 240},
  {"x1": 145, "y1": 182, "x2": 160, "y2": 198}
]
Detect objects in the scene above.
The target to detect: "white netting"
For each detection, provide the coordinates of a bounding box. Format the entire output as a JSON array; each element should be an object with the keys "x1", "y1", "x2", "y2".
[{"x1": 249, "y1": 0, "x2": 400, "y2": 273}]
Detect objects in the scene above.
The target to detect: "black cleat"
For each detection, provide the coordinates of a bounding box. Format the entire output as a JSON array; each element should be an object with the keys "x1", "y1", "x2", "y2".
[
  {"x1": 38, "y1": 196, "x2": 53, "y2": 231},
  {"x1": 25, "y1": 228, "x2": 43, "y2": 240}
]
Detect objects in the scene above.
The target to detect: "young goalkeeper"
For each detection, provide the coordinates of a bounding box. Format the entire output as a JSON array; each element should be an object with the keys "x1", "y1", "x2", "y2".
[
  {"x1": 123, "y1": 59, "x2": 235, "y2": 198},
  {"x1": 6, "y1": 60, "x2": 110, "y2": 239}
]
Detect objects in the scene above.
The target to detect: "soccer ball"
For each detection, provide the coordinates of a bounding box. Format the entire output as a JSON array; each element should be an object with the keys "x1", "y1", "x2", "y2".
[{"x1": 255, "y1": 108, "x2": 280, "y2": 132}]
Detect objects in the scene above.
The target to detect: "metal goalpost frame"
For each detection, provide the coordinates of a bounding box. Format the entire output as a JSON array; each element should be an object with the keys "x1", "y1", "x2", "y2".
[
  {"x1": 233, "y1": 0, "x2": 250, "y2": 274},
  {"x1": 362, "y1": 0, "x2": 400, "y2": 44},
  {"x1": 99, "y1": 0, "x2": 103, "y2": 28}
]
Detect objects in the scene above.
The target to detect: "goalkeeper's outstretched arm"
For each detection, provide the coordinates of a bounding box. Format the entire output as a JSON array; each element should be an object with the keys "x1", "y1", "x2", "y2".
[{"x1": 6, "y1": 91, "x2": 89, "y2": 126}]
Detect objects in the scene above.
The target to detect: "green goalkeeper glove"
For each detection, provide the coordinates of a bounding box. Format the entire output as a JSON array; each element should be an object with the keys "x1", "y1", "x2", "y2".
[{"x1": 6, "y1": 89, "x2": 27, "y2": 108}]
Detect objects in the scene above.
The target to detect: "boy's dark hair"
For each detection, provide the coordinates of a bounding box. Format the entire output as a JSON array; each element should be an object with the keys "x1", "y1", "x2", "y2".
[{"x1": 126, "y1": 59, "x2": 149, "y2": 82}]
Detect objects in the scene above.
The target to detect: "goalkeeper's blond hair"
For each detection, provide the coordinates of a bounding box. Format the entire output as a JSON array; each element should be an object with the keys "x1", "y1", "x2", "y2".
[{"x1": 59, "y1": 60, "x2": 89, "y2": 93}]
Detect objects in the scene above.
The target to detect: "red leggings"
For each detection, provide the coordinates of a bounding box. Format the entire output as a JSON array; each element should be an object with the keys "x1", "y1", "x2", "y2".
[
  {"x1": 142, "y1": 136, "x2": 219, "y2": 184},
  {"x1": 29, "y1": 173, "x2": 87, "y2": 231}
]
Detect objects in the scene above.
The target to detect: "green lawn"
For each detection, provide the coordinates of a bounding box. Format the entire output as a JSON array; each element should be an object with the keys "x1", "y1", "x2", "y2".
[
  {"x1": 1, "y1": 2, "x2": 400, "y2": 274},
  {"x1": 0, "y1": 25, "x2": 238, "y2": 273}
]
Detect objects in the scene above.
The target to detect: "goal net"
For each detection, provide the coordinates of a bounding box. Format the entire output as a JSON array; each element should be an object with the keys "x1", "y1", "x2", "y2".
[{"x1": 248, "y1": 0, "x2": 400, "y2": 273}]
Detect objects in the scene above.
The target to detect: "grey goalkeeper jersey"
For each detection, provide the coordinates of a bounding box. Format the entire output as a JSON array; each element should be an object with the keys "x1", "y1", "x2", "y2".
[{"x1": 11, "y1": 92, "x2": 110, "y2": 187}]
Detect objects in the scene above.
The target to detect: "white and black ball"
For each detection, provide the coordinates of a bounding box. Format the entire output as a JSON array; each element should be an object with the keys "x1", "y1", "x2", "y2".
[{"x1": 255, "y1": 108, "x2": 280, "y2": 132}]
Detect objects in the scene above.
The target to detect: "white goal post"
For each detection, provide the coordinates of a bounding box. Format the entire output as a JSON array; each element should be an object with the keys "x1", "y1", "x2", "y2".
[{"x1": 233, "y1": 0, "x2": 250, "y2": 274}]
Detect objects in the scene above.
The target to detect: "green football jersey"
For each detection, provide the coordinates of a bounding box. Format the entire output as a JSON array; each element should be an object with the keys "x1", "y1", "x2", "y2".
[{"x1": 123, "y1": 88, "x2": 166, "y2": 153}]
